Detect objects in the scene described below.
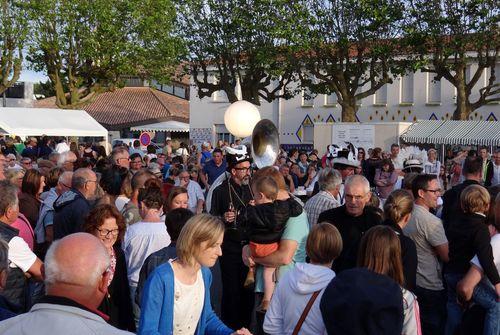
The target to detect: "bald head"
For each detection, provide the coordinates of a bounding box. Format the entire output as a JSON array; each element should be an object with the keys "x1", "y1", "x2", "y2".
[{"x1": 44, "y1": 233, "x2": 109, "y2": 289}]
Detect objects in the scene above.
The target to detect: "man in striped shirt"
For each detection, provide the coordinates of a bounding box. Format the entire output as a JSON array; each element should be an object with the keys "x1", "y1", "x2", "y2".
[{"x1": 304, "y1": 168, "x2": 342, "y2": 228}]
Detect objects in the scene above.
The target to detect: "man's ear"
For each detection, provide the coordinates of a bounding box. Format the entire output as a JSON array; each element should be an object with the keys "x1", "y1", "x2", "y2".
[
  {"x1": 98, "y1": 271, "x2": 111, "y2": 295},
  {"x1": 417, "y1": 189, "x2": 425, "y2": 199}
]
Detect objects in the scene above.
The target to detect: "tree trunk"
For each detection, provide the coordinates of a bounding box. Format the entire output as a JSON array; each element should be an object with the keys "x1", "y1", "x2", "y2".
[
  {"x1": 340, "y1": 95, "x2": 358, "y2": 122},
  {"x1": 453, "y1": 79, "x2": 472, "y2": 120},
  {"x1": 50, "y1": 72, "x2": 66, "y2": 107},
  {"x1": 241, "y1": 87, "x2": 261, "y2": 105}
]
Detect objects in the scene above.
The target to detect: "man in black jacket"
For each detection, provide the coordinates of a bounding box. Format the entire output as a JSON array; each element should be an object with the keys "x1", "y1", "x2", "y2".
[
  {"x1": 53, "y1": 168, "x2": 97, "y2": 239},
  {"x1": 210, "y1": 146, "x2": 254, "y2": 329},
  {"x1": 441, "y1": 156, "x2": 482, "y2": 229},
  {"x1": 318, "y1": 174, "x2": 382, "y2": 272}
]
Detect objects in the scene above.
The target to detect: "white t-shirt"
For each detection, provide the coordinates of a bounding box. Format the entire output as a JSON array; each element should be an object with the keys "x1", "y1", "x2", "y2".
[
  {"x1": 115, "y1": 196, "x2": 130, "y2": 212},
  {"x1": 123, "y1": 221, "x2": 171, "y2": 286},
  {"x1": 8, "y1": 236, "x2": 36, "y2": 272},
  {"x1": 172, "y1": 262, "x2": 204, "y2": 335},
  {"x1": 55, "y1": 142, "x2": 70, "y2": 154},
  {"x1": 470, "y1": 233, "x2": 500, "y2": 289}
]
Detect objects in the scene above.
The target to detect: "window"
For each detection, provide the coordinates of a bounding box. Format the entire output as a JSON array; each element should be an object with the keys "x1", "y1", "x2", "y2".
[
  {"x1": 302, "y1": 88, "x2": 314, "y2": 107},
  {"x1": 427, "y1": 73, "x2": 441, "y2": 103},
  {"x1": 215, "y1": 124, "x2": 235, "y2": 143},
  {"x1": 324, "y1": 93, "x2": 337, "y2": 106},
  {"x1": 303, "y1": 124, "x2": 314, "y2": 142},
  {"x1": 400, "y1": 73, "x2": 414, "y2": 104},
  {"x1": 374, "y1": 84, "x2": 387, "y2": 105}
]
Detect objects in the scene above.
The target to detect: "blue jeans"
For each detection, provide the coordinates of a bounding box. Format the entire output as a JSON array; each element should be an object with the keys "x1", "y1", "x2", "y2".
[
  {"x1": 472, "y1": 281, "x2": 500, "y2": 335},
  {"x1": 444, "y1": 273, "x2": 464, "y2": 335},
  {"x1": 414, "y1": 286, "x2": 447, "y2": 335}
]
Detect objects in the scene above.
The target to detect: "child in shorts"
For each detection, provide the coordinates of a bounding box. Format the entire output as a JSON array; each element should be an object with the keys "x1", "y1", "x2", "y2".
[{"x1": 243, "y1": 176, "x2": 289, "y2": 310}]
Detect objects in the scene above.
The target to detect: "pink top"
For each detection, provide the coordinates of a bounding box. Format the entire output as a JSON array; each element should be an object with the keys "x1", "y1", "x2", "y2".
[{"x1": 12, "y1": 214, "x2": 35, "y2": 250}]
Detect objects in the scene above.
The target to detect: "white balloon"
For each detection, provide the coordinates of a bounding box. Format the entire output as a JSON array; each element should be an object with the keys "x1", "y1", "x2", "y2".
[{"x1": 224, "y1": 101, "x2": 261, "y2": 138}]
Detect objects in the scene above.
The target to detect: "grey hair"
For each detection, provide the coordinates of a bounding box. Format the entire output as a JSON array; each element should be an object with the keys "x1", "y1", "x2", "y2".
[
  {"x1": 319, "y1": 168, "x2": 342, "y2": 191},
  {"x1": 58, "y1": 171, "x2": 73, "y2": 185},
  {"x1": 71, "y1": 168, "x2": 94, "y2": 190},
  {"x1": 0, "y1": 181, "x2": 18, "y2": 216},
  {"x1": 111, "y1": 147, "x2": 128, "y2": 161},
  {"x1": 0, "y1": 239, "x2": 9, "y2": 272},
  {"x1": 44, "y1": 238, "x2": 110, "y2": 288},
  {"x1": 57, "y1": 151, "x2": 76, "y2": 167},
  {"x1": 345, "y1": 174, "x2": 370, "y2": 194}
]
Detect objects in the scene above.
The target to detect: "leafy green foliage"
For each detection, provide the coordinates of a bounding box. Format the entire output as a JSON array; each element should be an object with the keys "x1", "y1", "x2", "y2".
[
  {"x1": 0, "y1": 0, "x2": 29, "y2": 95},
  {"x1": 295, "y1": 0, "x2": 410, "y2": 121},
  {"x1": 177, "y1": 0, "x2": 302, "y2": 105},
  {"x1": 27, "y1": 0, "x2": 181, "y2": 108},
  {"x1": 405, "y1": 0, "x2": 499, "y2": 119}
]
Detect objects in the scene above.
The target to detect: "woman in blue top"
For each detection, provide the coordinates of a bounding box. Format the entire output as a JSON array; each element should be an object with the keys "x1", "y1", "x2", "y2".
[{"x1": 139, "y1": 214, "x2": 251, "y2": 335}]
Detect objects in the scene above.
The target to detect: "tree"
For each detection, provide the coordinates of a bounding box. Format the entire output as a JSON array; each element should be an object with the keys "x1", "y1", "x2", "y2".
[
  {"x1": 295, "y1": 0, "x2": 409, "y2": 122},
  {"x1": 177, "y1": 0, "x2": 301, "y2": 105},
  {"x1": 27, "y1": 0, "x2": 182, "y2": 108},
  {"x1": 0, "y1": 0, "x2": 29, "y2": 96},
  {"x1": 406, "y1": 0, "x2": 499, "y2": 120}
]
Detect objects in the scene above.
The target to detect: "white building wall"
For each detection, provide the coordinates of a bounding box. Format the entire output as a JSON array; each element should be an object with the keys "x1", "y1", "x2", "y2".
[{"x1": 190, "y1": 65, "x2": 499, "y2": 147}]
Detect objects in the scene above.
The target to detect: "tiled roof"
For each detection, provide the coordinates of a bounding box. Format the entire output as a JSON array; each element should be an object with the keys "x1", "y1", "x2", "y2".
[{"x1": 33, "y1": 87, "x2": 189, "y2": 130}]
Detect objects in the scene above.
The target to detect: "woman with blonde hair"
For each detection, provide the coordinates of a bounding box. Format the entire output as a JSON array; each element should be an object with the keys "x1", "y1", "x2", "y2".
[
  {"x1": 139, "y1": 214, "x2": 250, "y2": 335},
  {"x1": 358, "y1": 225, "x2": 421, "y2": 335},
  {"x1": 383, "y1": 189, "x2": 418, "y2": 291}
]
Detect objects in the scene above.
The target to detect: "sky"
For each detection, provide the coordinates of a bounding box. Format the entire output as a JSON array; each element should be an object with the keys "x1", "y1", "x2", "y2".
[{"x1": 18, "y1": 69, "x2": 48, "y2": 83}]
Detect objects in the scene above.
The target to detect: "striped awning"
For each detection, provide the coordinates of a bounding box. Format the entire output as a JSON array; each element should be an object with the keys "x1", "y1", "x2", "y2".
[
  {"x1": 131, "y1": 120, "x2": 189, "y2": 133},
  {"x1": 400, "y1": 120, "x2": 500, "y2": 146}
]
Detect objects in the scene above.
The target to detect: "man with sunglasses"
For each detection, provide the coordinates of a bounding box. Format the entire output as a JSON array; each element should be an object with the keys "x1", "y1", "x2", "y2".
[
  {"x1": 403, "y1": 174, "x2": 449, "y2": 335},
  {"x1": 53, "y1": 168, "x2": 97, "y2": 240}
]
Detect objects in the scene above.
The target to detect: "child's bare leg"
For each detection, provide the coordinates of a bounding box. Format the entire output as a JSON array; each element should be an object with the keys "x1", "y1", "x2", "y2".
[
  {"x1": 244, "y1": 265, "x2": 255, "y2": 288},
  {"x1": 262, "y1": 266, "x2": 276, "y2": 309}
]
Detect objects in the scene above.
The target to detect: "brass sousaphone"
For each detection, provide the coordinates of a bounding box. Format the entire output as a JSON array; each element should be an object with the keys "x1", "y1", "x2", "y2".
[{"x1": 251, "y1": 119, "x2": 280, "y2": 169}]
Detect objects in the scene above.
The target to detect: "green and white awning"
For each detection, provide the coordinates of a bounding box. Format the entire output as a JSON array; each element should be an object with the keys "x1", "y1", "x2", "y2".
[{"x1": 400, "y1": 120, "x2": 500, "y2": 146}]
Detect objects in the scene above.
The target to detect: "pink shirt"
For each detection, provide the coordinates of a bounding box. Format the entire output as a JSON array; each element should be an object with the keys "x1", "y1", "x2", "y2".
[{"x1": 12, "y1": 214, "x2": 35, "y2": 250}]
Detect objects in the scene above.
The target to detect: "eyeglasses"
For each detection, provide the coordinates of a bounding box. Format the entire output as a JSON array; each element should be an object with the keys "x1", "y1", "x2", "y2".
[
  {"x1": 22, "y1": 161, "x2": 32, "y2": 165},
  {"x1": 179, "y1": 175, "x2": 190, "y2": 180},
  {"x1": 97, "y1": 228, "x2": 119, "y2": 237},
  {"x1": 60, "y1": 182, "x2": 71, "y2": 189},
  {"x1": 345, "y1": 193, "x2": 367, "y2": 202},
  {"x1": 85, "y1": 179, "x2": 98, "y2": 184},
  {"x1": 424, "y1": 189, "x2": 442, "y2": 194}
]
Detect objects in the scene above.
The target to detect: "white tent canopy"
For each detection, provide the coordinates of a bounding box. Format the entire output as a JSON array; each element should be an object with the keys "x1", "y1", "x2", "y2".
[
  {"x1": 0, "y1": 107, "x2": 108, "y2": 138},
  {"x1": 131, "y1": 120, "x2": 189, "y2": 133}
]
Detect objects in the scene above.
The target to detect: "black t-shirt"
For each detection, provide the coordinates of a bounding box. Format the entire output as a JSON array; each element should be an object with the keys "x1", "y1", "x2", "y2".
[{"x1": 318, "y1": 205, "x2": 383, "y2": 272}]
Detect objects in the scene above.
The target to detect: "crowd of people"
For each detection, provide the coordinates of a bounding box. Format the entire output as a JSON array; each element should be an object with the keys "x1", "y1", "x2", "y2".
[{"x1": 0, "y1": 134, "x2": 497, "y2": 335}]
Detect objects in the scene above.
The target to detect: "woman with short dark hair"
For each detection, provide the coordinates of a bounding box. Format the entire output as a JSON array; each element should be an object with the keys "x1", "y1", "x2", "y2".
[{"x1": 83, "y1": 204, "x2": 135, "y2": 331}]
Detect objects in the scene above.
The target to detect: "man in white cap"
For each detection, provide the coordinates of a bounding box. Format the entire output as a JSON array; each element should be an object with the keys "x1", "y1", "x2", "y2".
[{"x1": 332, "y1": 148, "x2": 360, "y2": 204}]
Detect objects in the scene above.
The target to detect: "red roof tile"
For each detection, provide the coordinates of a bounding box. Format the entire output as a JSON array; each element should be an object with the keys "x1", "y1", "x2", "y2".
[{"x1": 33, "y1": 87, "x2": 189, "y2": 130}]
